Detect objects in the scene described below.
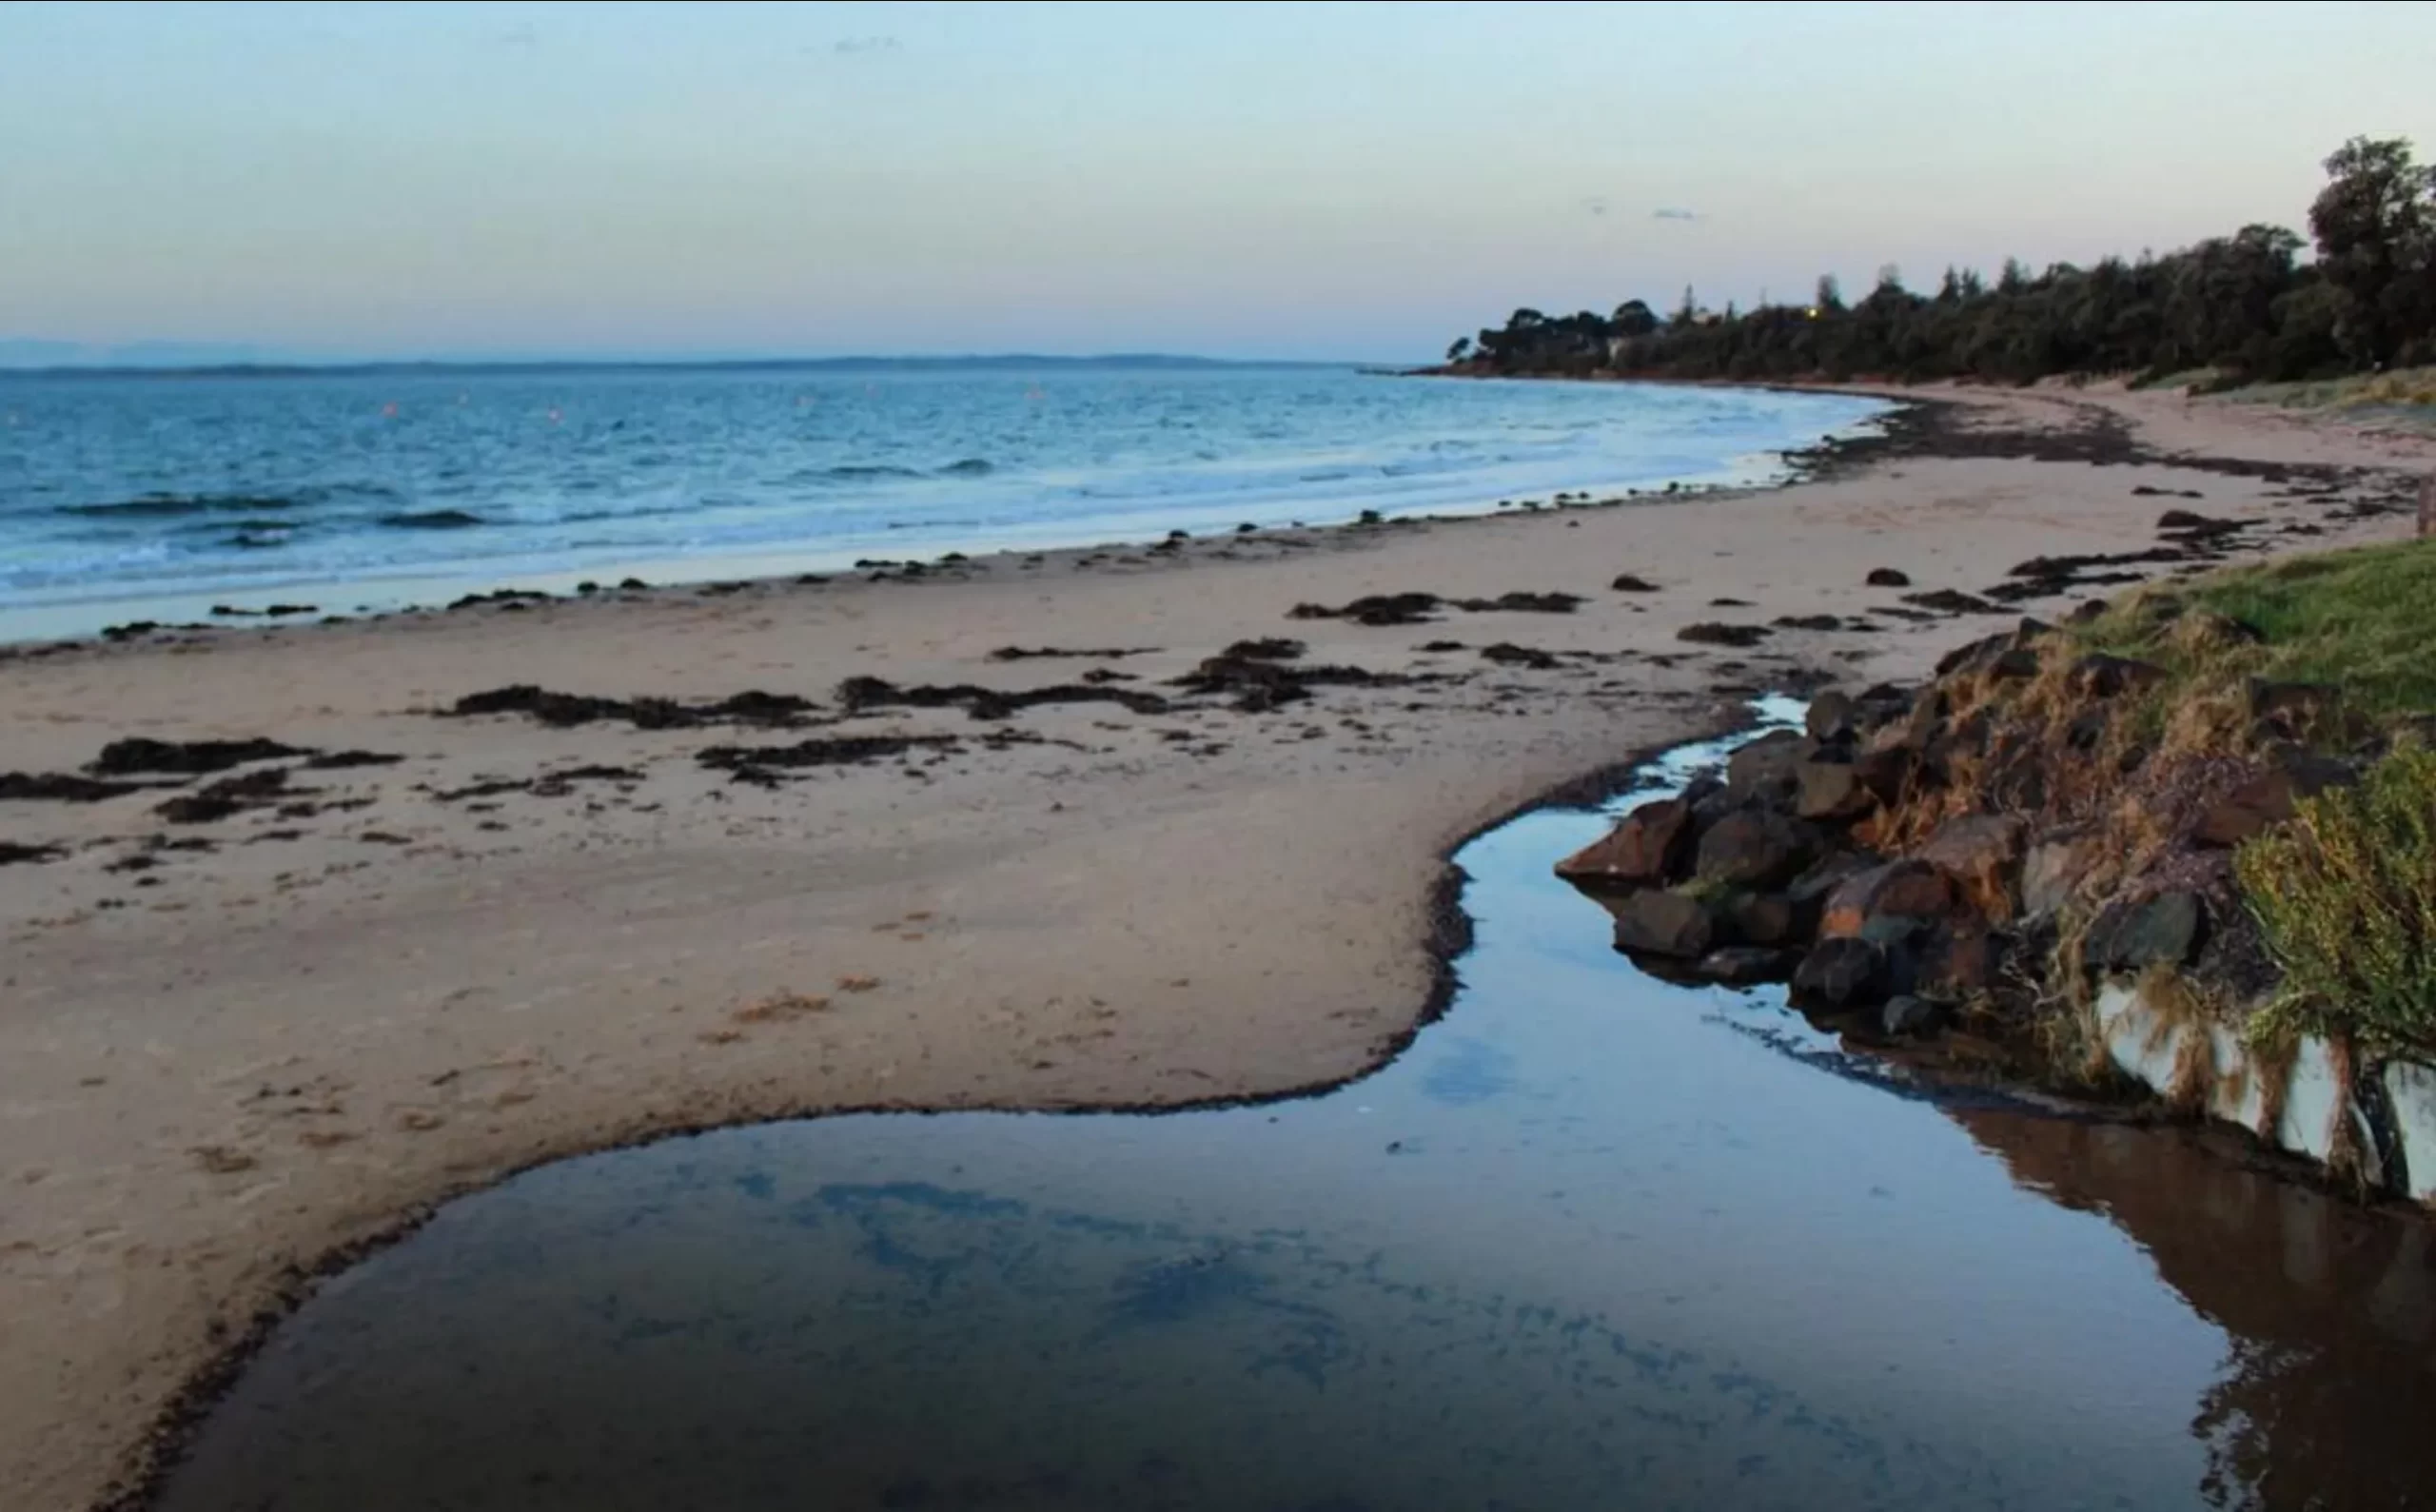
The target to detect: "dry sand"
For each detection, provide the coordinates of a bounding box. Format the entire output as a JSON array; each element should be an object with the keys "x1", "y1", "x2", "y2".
[{"x1": 2, "y1": 381, "x2": 2430, "y2": 1509}]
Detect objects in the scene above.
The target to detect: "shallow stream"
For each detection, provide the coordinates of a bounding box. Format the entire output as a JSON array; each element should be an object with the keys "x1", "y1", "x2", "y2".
[{"x1": 152, "y1": 705, "x2": 2436, "y2": 1511}]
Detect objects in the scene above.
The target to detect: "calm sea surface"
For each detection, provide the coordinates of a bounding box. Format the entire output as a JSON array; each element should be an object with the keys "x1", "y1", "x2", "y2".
[{"x1": 0, "y1": 364, "x2": 1886, "y2": 638}]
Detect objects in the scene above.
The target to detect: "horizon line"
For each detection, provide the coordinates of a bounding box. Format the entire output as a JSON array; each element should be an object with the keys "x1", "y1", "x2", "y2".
[{"x1": 0, "y1": 352, "x2": 1387, "y2": 380}]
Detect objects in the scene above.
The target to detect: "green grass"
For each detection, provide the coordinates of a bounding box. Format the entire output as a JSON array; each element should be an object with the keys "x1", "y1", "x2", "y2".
[
  {"x1": 2221, "y1": 365, "x2": 2436, "y2": 419},
  {"x1": 2237, "y1": 741, "x2": 2436, "y2": 1056},
  {"x1": 2076, "y1": 538, "x2": 2436, "y2": 722}
]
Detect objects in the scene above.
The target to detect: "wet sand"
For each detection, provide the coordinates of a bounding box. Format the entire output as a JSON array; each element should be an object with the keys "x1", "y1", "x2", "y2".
[{"x1": 2, "y1": 380, "x2": 2429, "y2": 1510}]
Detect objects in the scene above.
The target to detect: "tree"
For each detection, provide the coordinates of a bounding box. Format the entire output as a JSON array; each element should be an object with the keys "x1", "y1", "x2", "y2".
[
  {"x1": 1440, "y1": 134, "x2": 2434, "y2": 388},
  {"x1": 2308, "y1": 136, "x2": 2436, "y2": 365},
  {"x1": 1445, "y1": 337, "x2": 1473, "y2": 363}
]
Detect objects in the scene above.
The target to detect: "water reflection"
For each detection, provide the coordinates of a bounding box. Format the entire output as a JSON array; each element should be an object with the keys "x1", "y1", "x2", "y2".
[
  {"x1": 1949, "y1": 1109, "x2": 2436, "y2": 1510},
  {"x1": 148, "y1": 709, "x2": 2436, "y2": 1511}
]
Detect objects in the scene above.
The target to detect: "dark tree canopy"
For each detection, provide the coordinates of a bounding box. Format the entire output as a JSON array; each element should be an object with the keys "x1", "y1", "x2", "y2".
[{"x1": 1448, "y1": 138, "x2": 2436, "y2": 388}]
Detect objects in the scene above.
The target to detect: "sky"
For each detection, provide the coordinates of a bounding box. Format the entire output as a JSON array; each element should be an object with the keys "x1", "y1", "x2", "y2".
[{"x1": 3, "y1": 0, "x2": 2434, "y2": 365}]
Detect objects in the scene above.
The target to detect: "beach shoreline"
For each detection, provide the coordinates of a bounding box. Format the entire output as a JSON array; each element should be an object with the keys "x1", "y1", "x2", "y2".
[
  {"x1": 0, "y1": 372, "x2": 1892, "y2": 649},
  {"x1": 5, "y1": 381, "x2": 2431, "y2": 1511}
]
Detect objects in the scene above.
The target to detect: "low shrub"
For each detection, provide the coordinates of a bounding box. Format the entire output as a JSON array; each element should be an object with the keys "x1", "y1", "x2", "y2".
[{"x1": 2237, "y1": 741, "x2": 2436, "y2": 1056}]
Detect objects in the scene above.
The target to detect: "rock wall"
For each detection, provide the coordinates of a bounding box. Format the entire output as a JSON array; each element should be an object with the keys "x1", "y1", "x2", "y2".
[{"x1": 1558, "y1": 609, "x2": 2436, "y2": 1206}]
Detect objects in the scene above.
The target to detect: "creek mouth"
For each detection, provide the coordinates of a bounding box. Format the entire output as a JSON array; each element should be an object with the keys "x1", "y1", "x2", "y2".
[{"x1": 145, "y1": 703, "x2": 2436, "y2": 1512}]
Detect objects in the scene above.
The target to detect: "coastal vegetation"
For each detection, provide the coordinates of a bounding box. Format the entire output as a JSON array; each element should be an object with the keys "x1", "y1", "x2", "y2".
[
  {"x1": 2240, "y1": 743, "x2": 2436, "y2": 1057},
  {"x1": 1454, "y1": 137, "x2": 2436, "y2": 390}
]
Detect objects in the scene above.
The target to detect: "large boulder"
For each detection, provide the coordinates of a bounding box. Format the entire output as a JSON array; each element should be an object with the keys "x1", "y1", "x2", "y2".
[
  {"x1": 2019, "y1": 829, "x2": 2094, "y2": 919},
  {"x1": 2068, "y1": 653, "x2": 2170, "y2": 700},
  {"x1": 1914, "y1": 814, "x2": 2028, "y2": 919},
  {"x1": 1795, "y1": 759, "x2": 1875, "y2": 822},
  {"x1": 1852, "y1": 744, "x2": 1916, "y2": 805},
  {"x1": 2191, "y1": 753, "x2": 2355, "y2": 848},
  {"x1": 1789, "y1": 851, "x2": 1876, "y2": 909},
  {"x1": 1913, "y1": 922, "x2": 2004, "y2": 995},
  {"x1": 1695, "y1": 810, "x2": 1822, "y2": 890},
  {"x1": 2247, "y1": 680, "x2": 2344, "y2": 741},
  {"x1": 1805, "y1": 690, "x2": 1858, "y2": 745},
  {"x1": 1820, "y1": 859, "x2": 1956, "y2": 939},
  {"x1": 1605, "y1": 890, "x2": 1719, "y2": 959},
  {"x1": 1557, "y1": 795, "x2": 1695, "y2": 885},
  {"x1": 2085, "y1": 891, "x2": 2208, "y2": 974},
  {"x1": 1724, "y1": 729, "x2": 1814, "y2": 805},
  {"x1": 1982, "y1": 733, "x2": 2049, "y2": 813},
  {"x1": 1792, "y1": 936, "x2": 1888, "y2": 1011},
  {"x1": 1724, "y1": 890, "x2": 1802, "y2": 947}
]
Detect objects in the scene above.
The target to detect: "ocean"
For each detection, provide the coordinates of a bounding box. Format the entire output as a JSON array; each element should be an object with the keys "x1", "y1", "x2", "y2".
[{"x1": 0, "y1": 363, "x2": 1888, "y2": 640}]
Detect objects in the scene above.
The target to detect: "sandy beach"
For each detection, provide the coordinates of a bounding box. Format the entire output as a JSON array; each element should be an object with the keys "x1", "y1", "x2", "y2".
[{"x1": 3, "y1": 381, "x2": 2431, "y2": 1510}]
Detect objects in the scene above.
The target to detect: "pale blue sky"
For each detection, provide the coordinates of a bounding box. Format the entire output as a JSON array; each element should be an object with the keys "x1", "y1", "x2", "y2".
[{"x1": 3, "y1": 0, "x2": 2431, "y2": 363}]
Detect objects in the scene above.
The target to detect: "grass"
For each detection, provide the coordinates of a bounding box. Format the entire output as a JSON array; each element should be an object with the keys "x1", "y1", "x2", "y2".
[
  {"x1": 2222, "y1": 365, "x2": 2436, "y2": 413},
  {"x1": 2236, "y1": 740, "x2": 2436, "y2": 1058},
  {"x1": 2075, "y1": 538, "x2": 2436, "y2": 726}
]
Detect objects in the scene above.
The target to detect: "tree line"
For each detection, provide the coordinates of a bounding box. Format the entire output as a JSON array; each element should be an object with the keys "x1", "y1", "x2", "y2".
[{"x1": 1446, "y1": 137, "x2": 2436, "y2": 388}]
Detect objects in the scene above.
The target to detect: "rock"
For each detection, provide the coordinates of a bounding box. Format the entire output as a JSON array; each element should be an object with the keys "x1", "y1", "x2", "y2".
[
  {"x1": 2087, "y1": 891, "x2": 2208, "y2": 973},
  {"x1": 2068, "y1": 653, "x2": 2170, "y2": 700},
  {"x1": 1805, "y1": 691, "x2": 1857, "y2": 744},
  {"x1": 1821, "y1": 859, "x2": 1956, "y2": 939},
  {"x1": 1789, "y1": 851, "x2": 1876, "y2": 909},
  {"x1": 1695, "y1": 946, "x2": 1791, "y2": 986},
  {"x1": 1791, "y1": 936, "x2": 1888, "y2": 1011},
  {"x1": 1724, "y1": 729, "x2": 1813, "y2": 803},
  {"x1": 1556, "y1": 796, "x2": 1695, "y2": 885},
  {"x1": 1914, "y1": 814, "x2": 2028, "y2": 919},
  {"x1": 1989, "y1": 646, "x2": 2042, "y2": 680},
  {"x1": 1695, "y1": 810, "x2": 1821, "y2": 890},
  {"x1": 1610, "y1": 574, "x2": 1660, "y2": 593},
  {"x1": 1678, "y1": 621, "x2": 1771, "y2": 648},
  {"x1": 1983, "y1": 734, "x2": 2049, "y2": 812},
  {"x1": 2192, "y1": 755, "x2": 2356, "y2": 847},
  {"x1": 1795, "y1": 760, "x2": 1874, "y2": 822},
  {"x1": 1606, "y1": 890, "x2": 1719, "y2": 959},
  {"x1": 1934, "y1": 619, "x2": 2050, "y2": 682},
  {"x1": 1865, "y1": 567, "x2": 1911, "y2": 587},
  {"x1": 1724, "y1": 891, "x2": 1802, "y2": 947},
  {"x1": 2064, "y1": 708, "x2": 2110, "y2": 752},
  {"x1": 1921, "y1": 708, "x2": 1995, "y2": 785},
  {"x1": 1915, "y1": 923, "x2": 2002, "y2": 994},
  {"x1": 2247, "y1": 679, "x2": 2340, "y2": 739},
  {"x1": 1851, "y1": 745, "x2": 1915, "y2": 805},
  {"x1": 1880, "y1": 994, "x2": 1947, "y2": 1037},
  {"x1": 2019, "y1": 831, "x2": 2094, "y2": 918}
]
